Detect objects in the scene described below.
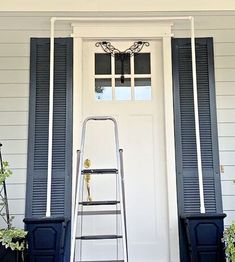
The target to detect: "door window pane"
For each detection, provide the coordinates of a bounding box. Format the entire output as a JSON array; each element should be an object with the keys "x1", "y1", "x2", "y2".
[
  {"x1": 95, "y1": 53, "x2": 111, "y2": 75},
  {"x1": 95, "y1": 78, "x2": 112, "y2": 100},
  {"x1": 115, "y1": 53, "x2": 131, "y2": 75},
  {"x1": 115, "y1": 78, "x2": 131, "y2": 101},
  {"x1": 134, "y1": 53, "x2": 151, "y2": 74},
  {"x1": 134, "y1": 78, "x2": 151, "y2": 100}
]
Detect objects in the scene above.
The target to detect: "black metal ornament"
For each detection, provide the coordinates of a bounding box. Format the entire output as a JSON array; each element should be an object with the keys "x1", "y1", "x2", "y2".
[{"x1": 95, "y1": 41, "x2": 150, "y2": 83}]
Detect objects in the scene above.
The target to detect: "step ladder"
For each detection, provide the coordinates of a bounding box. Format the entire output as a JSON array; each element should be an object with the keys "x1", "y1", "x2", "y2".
[{"x1": 70, "y1": 116, "x2": 128, "y2": 262}]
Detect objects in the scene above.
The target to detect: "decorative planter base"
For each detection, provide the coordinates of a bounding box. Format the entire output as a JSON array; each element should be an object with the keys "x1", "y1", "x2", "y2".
[
  {"x1": 181, "y1": 213, "x2": 226, "y2": 262},
  {"x1": 24, "y1": 216, "x2": 69, "y2": 262}
]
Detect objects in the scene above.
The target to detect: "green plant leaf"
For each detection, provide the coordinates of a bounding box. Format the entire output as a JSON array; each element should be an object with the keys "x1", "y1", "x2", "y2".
[{"x1": 0, "y1": 228, "x2": 27, "y2": 251}]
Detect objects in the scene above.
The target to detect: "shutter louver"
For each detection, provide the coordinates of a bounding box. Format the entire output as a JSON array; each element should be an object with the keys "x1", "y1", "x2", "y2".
[
  {"x1": 34, "y1": 43, "x2": 49, "y2": 171},
  {"x1": 173, "y1": 38, "x2": 222, "y2": 215},
  {"x1": 26, "y1": 38, "x2": 73, "y2": 218}
]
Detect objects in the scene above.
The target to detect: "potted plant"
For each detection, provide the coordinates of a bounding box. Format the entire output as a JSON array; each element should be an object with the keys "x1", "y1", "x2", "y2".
[
  {"x1": 0, "y1": 147, "x2": 28, "y2": 262},
  {"x1": 0, "y1": 227, "x2": 27, "y2": 262},
  {"x1": 223, "y1": 223, "x2": 235, "y2": 262}
]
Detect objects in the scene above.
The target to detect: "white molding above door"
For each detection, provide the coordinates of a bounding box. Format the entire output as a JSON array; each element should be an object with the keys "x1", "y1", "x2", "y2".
[
  {"x1": 72, "y1": 21, "x2": 173, "y2": 39},
  {"x1": 72, "y1": 19, "x2": 180, "y2": 262}
]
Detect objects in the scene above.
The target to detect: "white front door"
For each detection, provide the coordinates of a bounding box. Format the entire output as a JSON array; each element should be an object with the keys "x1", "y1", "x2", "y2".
[{"x1": 79, "y1": 39, "x2": 170, "y2": 262}]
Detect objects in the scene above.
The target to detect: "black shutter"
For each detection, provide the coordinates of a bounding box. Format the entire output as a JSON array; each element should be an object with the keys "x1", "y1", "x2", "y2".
[
  {"x1": 26, "y1": 38, "x2": 73, "y2": 218},
  {"x1": 172, "y1": 38, "x2": 223, "y2": 261}
]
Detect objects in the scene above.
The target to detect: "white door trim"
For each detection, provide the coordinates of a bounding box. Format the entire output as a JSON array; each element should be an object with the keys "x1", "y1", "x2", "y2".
[{"x1": 72, "y1": 20, "x2": 180, "y2": 262}]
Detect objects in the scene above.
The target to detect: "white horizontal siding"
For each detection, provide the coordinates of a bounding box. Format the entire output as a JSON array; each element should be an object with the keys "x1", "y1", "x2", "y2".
[
  {"x1": 173, "y1": 29, "x2": 235, "y2": 42},
  {"x1": 219, "y1": 137, "x2": 235, "y2": 151},
  {"x1": 216, "y1": 82, "x2": 235, "y2": 96},
  {"x1": 0, "y1": 30, "x2": 70, "y2": 44},
  {"x1": 0, "y1": 98, "x2": 28, "y2": 111},
  {"x1": 217, "y1": 96, "x2": 235, "y2": 109},
  {"x1": 216, "y1": 68, "x2": 235, "y2": 82},
  {"x1": 0, "y1": 70, "x2": 29, "y2": 84},
  {"x1": 220, "y1": 152, "x2": 235, "y2": 165},
  {"x1": 0, "y1": 140, "x2": 27, "y2": 154},
  {"x1": 0, "y1": 16, "x2": 70, "y2": 31},
  {"x1": 0, "y1": 126, "x2": 28, "y2": 139},
  {"x1": 224, "y1": 212, "x2": 235, "y2": 225},
  {"x1": 0, "y1": 43, "x2": 29, "y2": 57},
  {"x1": 6, "y1": 169, "x2": 27, "y2": 184},
  {"x1": 215, "y1": 56, "x2": 235, "y2": 69},
  {"x1": 223, "y1": 195, "x2": 235, "y2": 209},
  {"x1": 0, "y1": 84, "x2": 29, "y2": 97},
  {"x1": 0, "y1": 57, "x2": 29, "y2": 70},
  {"x1": 0, "y1": 11, "x2": 235, "y2": 228},
  {"x1": 217, "y1": 109, "x2": 235, "y2": 123},
  {"x1": 0, "y1": 215, "x2": 26, "y2": 229},
  {"x1": 3, "y1": 155, "x2": 27, "y2": 169},
  {"x1": 222, "y1": 181, "x2": 235, "y2": 195},
  {"x1": 220, "y1": 166, "x2": 235, "y2": 180},
  {"x1": 6, "y1": 184, "x2": 26, "y2": 199},
  {"x1": 215, "y1": 43, "x2": 235, "y2": 56},
  {"x1": 0, "y1": 112, "x2": 28, "y2": 125}
]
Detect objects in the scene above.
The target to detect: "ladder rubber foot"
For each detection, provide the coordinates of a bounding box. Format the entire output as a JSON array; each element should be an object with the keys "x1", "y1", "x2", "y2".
[
  {"x1": 78, "y1": 210, "x2": 121, "y2": 216},
  {"x1": 79, "y1": 200, "x2": 120, "y2": 206},
  {"x1": 76, "y1": 235, "x2": 123, "y2": 240},
  {"x1": 82, "y1": 168, "x2": 118, "y2": 174}
]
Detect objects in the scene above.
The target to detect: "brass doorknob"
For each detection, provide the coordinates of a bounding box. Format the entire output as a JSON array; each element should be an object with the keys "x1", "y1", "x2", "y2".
[
  {"x1": 84, "y1": 159, "x2": 92, "y2": 201},
  {"x1": 84, "y1": 158, "x2": 91, "y2": 168}
]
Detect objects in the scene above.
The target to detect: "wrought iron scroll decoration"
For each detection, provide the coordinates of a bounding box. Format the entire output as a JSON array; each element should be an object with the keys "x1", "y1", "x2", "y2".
[{"x1": 95, "y1": 41, "x2": 150, "y2": 83}]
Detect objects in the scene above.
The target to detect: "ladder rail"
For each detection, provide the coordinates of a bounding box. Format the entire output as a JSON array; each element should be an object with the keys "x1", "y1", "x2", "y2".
[
  {"x1": 70, "y1": 150, "x2": 83, "y2": 262},
  {"x1": 119, "y1": 149, "x2": 129, "y2": 261},
  {"x1": 74, "y1": 150, "x2": 81, "y2": 217},
  {"x1": 70, "y1": 116, "x2": 128, "y2": 262}
]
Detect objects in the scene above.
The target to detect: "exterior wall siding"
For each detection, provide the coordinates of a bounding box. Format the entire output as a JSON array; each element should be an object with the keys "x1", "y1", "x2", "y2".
[{"x1": 0, "y1": 11, "x2": 235, "y2": 228}]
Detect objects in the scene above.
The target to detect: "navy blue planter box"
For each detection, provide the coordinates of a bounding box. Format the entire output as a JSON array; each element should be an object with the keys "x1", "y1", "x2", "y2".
[
  {"x1": 181, "y1": 213, "x2": 226, "y2": 262},
  {"x1": 0, "y1": 243, "x2": 24, "y2": 262},
  {"x1": 24, "y1": 217, "x2": 69, "y2": 262}
]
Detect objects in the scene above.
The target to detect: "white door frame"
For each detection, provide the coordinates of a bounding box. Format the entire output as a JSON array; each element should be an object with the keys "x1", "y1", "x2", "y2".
[{"x1": 72, "y1": 19, "x2": 180, "y2": 262}]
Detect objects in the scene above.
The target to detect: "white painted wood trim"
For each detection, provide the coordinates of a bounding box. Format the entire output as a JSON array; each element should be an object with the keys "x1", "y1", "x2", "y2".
[
  {"x1": 163, "y1": 36, "x2": 180, "y2": 262},
  {"x1": 72, "y1": 22, "x2": 173, "y2": 38},
  {"x1": 72, "y1": 20, "x2": 180, "y2": 262},
  {"x1": 72, "y1": 37, "x2": 83, "y2": 228}
]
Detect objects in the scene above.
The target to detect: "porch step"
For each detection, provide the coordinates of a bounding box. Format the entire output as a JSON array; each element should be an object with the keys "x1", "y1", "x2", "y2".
[
  {"x1": 79, "y1": 260, "x2": 124, "y2": 262},
  {"x1": 78, "y1": 210, "x2": 121, "y2": 216},
  {"x1": 82, "y1": 168, "x2": 118, "y2": 174},
  {"x1": 76, "y1": 235, "x2": 122, "y2": 240},
  {"x1": 79, "y1": 201, "x2": 120, "y2": 206}
]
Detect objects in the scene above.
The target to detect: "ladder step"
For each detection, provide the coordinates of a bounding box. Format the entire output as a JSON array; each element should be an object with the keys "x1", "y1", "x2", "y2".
[
  {"x1": 82, "y1": 168, "x2": 118, "y2": 174},
  {"x1": 78, "y1": 210, "x2": 121, "y2": 216},
  {"x1": 76, "y1": 235, "x2": 123, "y2": 240},
  {"x1": 79, "y1": 200, "x2": 120, "y2": 206}
]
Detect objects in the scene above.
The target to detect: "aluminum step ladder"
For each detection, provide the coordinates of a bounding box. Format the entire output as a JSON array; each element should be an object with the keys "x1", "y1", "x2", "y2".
[{"x1": 70, "y1": 116, "x2": 128, "y2": 262}]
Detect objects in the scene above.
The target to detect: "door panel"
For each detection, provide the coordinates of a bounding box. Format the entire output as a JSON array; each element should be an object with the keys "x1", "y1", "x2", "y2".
[{"x1": 79, "y1": 40, "x2": 169, "y2": 261}]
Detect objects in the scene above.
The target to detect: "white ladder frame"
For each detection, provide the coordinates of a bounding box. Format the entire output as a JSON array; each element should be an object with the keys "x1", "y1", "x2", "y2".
[{"x1": 70, "y1": 116, "x2": 128, "y2": 262}]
